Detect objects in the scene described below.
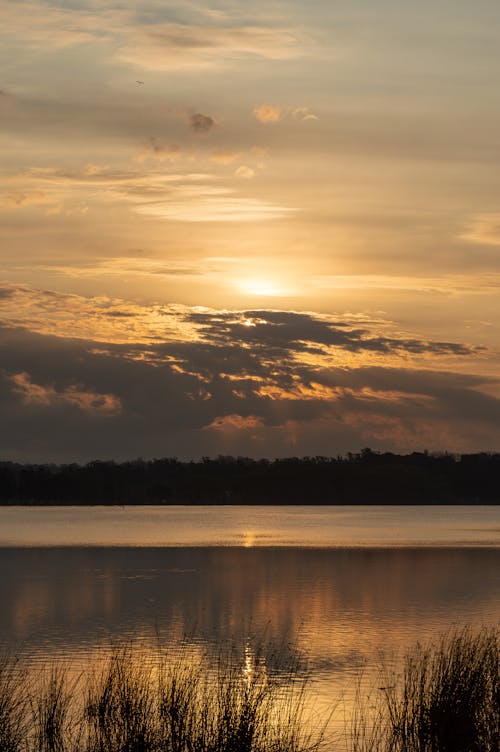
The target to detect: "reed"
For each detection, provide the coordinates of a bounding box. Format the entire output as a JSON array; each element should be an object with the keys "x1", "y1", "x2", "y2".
[
  {"x1": 0, "y1": 642, "x2": 326, "y2": 752},
  {"x1": 0, "y1": 628, "x2": 498, "y2": 752},
  {"x1": 353, "y1": 627, "x2": 500, "y2": 752},
  {"x1": 0, "y1": 655, "x2": 27, "y2": 752}
]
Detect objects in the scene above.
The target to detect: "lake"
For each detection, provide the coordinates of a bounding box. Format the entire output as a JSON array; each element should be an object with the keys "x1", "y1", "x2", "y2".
[{"x1": 1, "y1": 505, "x2": 499, "y2": 736}]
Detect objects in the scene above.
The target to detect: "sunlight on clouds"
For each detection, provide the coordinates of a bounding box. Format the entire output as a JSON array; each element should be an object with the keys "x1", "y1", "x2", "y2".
[
  {"x1": 210, "y1": 151, "x2": 243, "y2": 165},
  {"x1": 1, "y1": 4, "x2": 300, "y2": 68},
  {"x1": 205, "y1": 414, "x2": 265, "y2": 431},
  {"x1": 1, "y1": 0, "x2": 499, "y2": 460},
  {"x1": 135, "y1": 196, "x2": 295, "y2": 222},
  {"x1": 0, "y1": 190, "x2": 51, "y2": 208},
  {"x1": 10, "y1": 372, "x2": 121, "y2": 415},
  {"x1": 116, "y1": 25, "x2": 300, "y2": 71},
  {"x1": 309, "y1": 273, "x2": 500, "y2": 295},
  {"x1": 38, "y1": 256, "x2": 209, "y2": 281},
  {"x1": 461, "y1": 213, "x2": 500, "y2": 246},
  {"x1": 235, "y1": 166, "x2": 256, "y2": 179},
  {"x1": 253, "y1": 104, "x2": 318, "y2": 123},
  {"x1": 0, "y1": 0, "x2": 114, "y2": 48},
  {"x1": 253, "y1": 104, "x2": 283, "y2": 123},
  {"x1": 1, "y1": 282, "x2": 498, "y2": 458}
]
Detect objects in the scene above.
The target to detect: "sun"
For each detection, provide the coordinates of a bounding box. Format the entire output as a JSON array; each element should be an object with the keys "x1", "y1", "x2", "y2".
[{"x1": 239, "y1": 279, "x2": 283, "y2": 296}]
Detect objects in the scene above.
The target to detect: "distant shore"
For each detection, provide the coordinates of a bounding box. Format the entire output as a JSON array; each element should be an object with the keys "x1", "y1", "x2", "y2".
[{"x1": 1, "y1": 450, "x2": 499, "y2": 505}]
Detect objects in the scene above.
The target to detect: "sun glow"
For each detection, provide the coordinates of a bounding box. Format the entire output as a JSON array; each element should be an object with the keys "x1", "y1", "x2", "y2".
[{"x1": 239, "y1": 279, "x2": 284, "y2": 297}]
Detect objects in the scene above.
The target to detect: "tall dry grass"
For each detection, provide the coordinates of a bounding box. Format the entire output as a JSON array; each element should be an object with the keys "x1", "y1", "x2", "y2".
[
  {"x1": 0, "y1": 628, "x2": 498, "y2": 752},
  {"x1": 352, "y1": 627, "x2": 500, "y2": 752},
  {"x1": 0, "y1": 642, "x2": 327, "y2": 752}
]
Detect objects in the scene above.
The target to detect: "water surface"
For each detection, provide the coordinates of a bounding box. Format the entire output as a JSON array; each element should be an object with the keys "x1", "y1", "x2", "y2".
[
  {"x1": 1, "y1": 504, "x2": 499, "y2": 547},
  {"x1": 1, "y1": 506, "x2": 499, "y2": 735}
]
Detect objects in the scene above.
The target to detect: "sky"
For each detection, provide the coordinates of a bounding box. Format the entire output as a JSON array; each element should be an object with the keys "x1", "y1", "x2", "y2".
[{"x1": 1, "y1": 0, "x2": 500, "y2": 462}]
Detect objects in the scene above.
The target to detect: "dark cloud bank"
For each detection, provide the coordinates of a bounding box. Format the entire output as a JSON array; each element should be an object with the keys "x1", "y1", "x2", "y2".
[{"x1": 0, "y1": 305, "x2": 498, "y2": 463}]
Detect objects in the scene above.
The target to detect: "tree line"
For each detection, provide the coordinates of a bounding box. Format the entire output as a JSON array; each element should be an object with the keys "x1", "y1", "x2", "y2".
[{"x1": 0, "y1": 449, "x2": 498, "y2": 504}]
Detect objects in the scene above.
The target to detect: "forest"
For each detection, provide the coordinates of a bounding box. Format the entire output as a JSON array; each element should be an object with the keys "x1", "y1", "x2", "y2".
[{"x1": 0, "y1": 450, "x2": 498, "y2": 504}]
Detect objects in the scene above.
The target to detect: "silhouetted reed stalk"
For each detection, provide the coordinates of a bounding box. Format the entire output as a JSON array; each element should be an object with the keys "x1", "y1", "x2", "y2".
[
  {"x1": 0, "y1": 628, "x2": 498, "y2": 752},
  {"x1": 0, "y1": 655, "x2": 27, "y2": 752},
  {"x1": 0, "y1": 642, "x2": 326, "y2": 752},
  {"x1": 351, "y1": 627, "x2": 500, "y2": 752}
]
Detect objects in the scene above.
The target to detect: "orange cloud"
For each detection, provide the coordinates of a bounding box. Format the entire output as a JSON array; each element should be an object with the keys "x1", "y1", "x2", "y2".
[
  {"x1": 253, "y1": 105, "x2": 318, "y2": 124},
  {"x1": 253, "y1": 104, "x2": 282, "y2": 123},
  {"x1": 10, "y1": 372, "x2": 121, "y2": 415},
  {"x1": 205, "y1": 414, "x2": 264, "y2": 431}
]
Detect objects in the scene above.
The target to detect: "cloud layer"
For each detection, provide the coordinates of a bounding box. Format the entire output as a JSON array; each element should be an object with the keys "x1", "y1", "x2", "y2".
[
  {"x1": 1, "y1": 0, "x2": 500, "y2": 460},
  {"x1": 0, "y1": 285, "x2": 497, "y2": 462}
]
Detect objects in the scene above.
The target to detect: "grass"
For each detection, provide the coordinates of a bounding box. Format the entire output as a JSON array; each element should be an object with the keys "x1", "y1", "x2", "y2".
[
  {"x1": 0, "y1": 641, "x2": 327, "y2": 752},
  {"x1": 0, "y1": 628, "x2": 498, "y2": 752},
  {"x1": 352, "y1": 627, "x2": 500, "y2": 752}
]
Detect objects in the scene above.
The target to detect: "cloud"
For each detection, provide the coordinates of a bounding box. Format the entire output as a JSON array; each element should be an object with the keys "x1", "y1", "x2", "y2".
[
  {"x1": 253, "y1": 105, "x2": 283, "y2": 124},
  {"x1": 1, "y1": 3, "x2": 300, "y2": 72},
  {"x1": 7, "y1": 159, "x2": 288, "y2": 227},
  {"x1": 9, "y1": 371, "x2": 121, "y2": 415},
  {"x1": 135, "y1": 139, "x2": 188, "y2": 163},
  {"x1": 0, "y1": 0, "x2": 112, "y2": 48},
  {"x1": 253, "y1": 105, "x2": 318, "y2": 124},
  {"x1": 117, "y1": 24, "x2": 300, "y2": 71},
  {"x1": 235, "y1": 166, "x2": 256, "y2": 179},
  {"x1": 210, "y1": 151, "x2": 242, "y2": 164},
  {"x1": 0, "y1": 319, "x2": 497, "y2": 462},
  {"x1": 134, "y1": 190, "x2": 295, "y2": 222},
  {"x1": 291, "y1": 107, "x2": 319, "y2": 121},
  {"x1": 35, "y1": 257, "x2": 206, "y2": 283},
  {"x1": 0, "y1": 285, "x2": 483, "y2": 360},
  {"x1": 189, "y1": 113, "x2": 216, "y2": 133},
  {"x1": 206, "y1": 414, "x2": 265, "y2": 431},
  {"x1": 5, "y1": 164, "x2": 280, "y2": 225},
  {"x1": 184, "y1": 309, "x2": 479, "y2": 358},
  {"x1": 0, "y1": 286, "x2": 495, "y2": 461},
  {"x1": 0, "y1": 190, "x2": 51, "y2": 208},
  {"x1": 461, "y1": 213, "x2": 500, "y2": 246}
]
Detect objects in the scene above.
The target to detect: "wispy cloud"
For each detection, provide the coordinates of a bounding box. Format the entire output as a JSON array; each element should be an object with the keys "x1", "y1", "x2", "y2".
[
  {"x1": 133, "y1": 187, "x2": 295, "y2": 222},
  {"x1": 0, "y1": 0, "x2": 116, "y2": 48},
  {"x1": 461, "y1": 213, "x2": 500, "y2": 246},
  {"x1": 234, "y1": 166, "x2": 256, "y2": 179},
  {"x1": 1, "y1": 3, "x2": 301, "y2": 71},
  {"x1": 253, "y1": 104, "x2": 318, "y2": 123},
  {"x1": 0, "y1": 190, "x2": 52, "y2": 208},
  {"x1": 3, "y1": 165, "x2": 287, "y2": 224},
  {"x1": 116, "y1": 24, "x2": 300, "y2": 71}
]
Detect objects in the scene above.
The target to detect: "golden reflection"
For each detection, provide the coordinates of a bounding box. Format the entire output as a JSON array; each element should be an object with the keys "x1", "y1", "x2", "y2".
[
  {"x1": 243, "y1": 642, "x2": 255, "y2": 688},
  {"x1": 243, "y1": 530, "x2": 256, "y2": 547}
]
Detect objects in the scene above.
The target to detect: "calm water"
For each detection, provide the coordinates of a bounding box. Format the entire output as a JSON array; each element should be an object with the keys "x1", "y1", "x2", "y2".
[
  {"x1": 2, "y1": 504, "x2": 500, "y2": 547},
  {"x1": 1, "y1": 506, "x2": 499, "y2": 733}
]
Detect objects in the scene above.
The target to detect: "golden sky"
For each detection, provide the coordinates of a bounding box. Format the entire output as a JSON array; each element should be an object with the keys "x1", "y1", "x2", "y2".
[{"x1": 1, "y1": 0, "x2": 499, "y2": 461}]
